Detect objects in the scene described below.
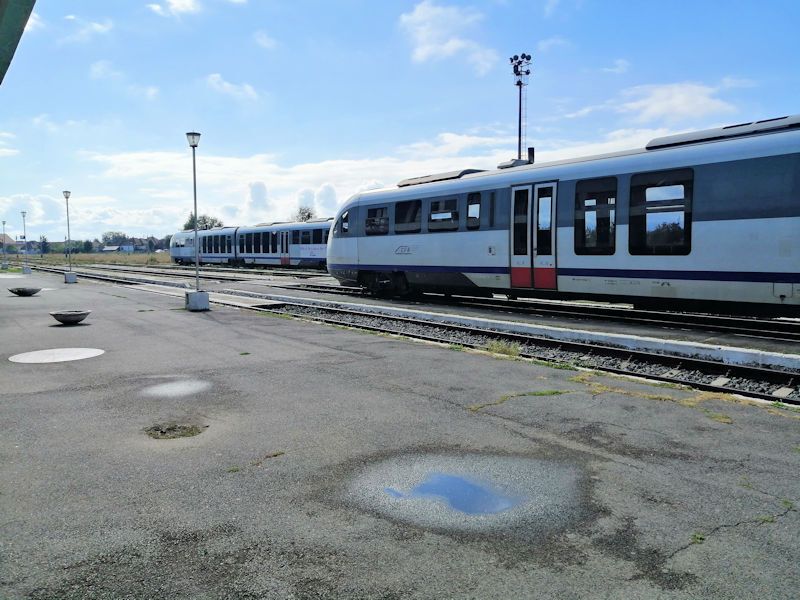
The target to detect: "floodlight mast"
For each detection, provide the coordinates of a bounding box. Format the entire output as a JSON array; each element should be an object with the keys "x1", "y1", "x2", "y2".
[{"x1": 509, "y1": 53, "x2": 532, "y2": 160}]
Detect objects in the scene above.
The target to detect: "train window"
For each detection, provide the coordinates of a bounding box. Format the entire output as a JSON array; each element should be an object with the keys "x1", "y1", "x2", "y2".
[
  {"x1": 630, "y1": 169, "x2": 692, "y2": 255},
  {"x1": 513, "y1": 189, "x2": 528, "y2": 255},
  {"x1": 292, "y1": 230, "x2": 300, "y2": 244},
  {"x1": 333, "y1": 211, "x2": 349, "y2": 237},
  {"x1": 271, "y1": 232, "x2": 278, "y2": 253},
  {"x1": 575, "y1": 177, "x2": 616, "y2": 255},
  {"x1": 395, "y1": 200, "x2": 421, "y2": 233},
  {"x1": 245, "y1": 233, "x2": 253, "y2": 253},
  {"x1": 323, "y1": 228, "x2": 329, "y2": 244},
  {"x1": 301, "y1": 230, "x2": 311, "y2": 244},
  {"x1": 467, "y1": 193, "x2": 481, "y2": 230},
  {"x1": 239, "y1": 235, "x2": 245, "y2": 253},
  {"x1": 365, "y1": 206, "x2": 389, "y2": 235},
  {"x1": 201, "y1": 237, "x2": 206, "y2": 253},
  {"x1": 429, "y1": 198, "x2": 459, "y2": 231},
  {"x1": 312, "y1": 228, "x2": 323, "y2": 244},
  {"x1": 227, "y1": 236, "x2": 232, "y2": 253},
  {"x1": 489, "y1": 191, "x2": 495, "y2": 227},
  {"x1": 536, "y1": 189, "x2": 553, "y2": 256},
  {"x1": 213, "y1": 235, "x2": 219, "y2": 254}
]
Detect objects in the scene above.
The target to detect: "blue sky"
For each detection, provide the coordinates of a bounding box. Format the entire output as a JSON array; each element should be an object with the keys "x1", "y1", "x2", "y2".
[{"x1": 1, "y1": 0, "x2": 798, "y2": 241}]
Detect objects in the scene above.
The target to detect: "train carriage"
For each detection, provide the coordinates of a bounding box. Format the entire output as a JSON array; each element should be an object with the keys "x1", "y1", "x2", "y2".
[
  {"x1": 327, "y1": 115, "x2": 800, "y2": 313},
  {"x1": 170, "y1": 219, "x2": 332, "y2": 269}
]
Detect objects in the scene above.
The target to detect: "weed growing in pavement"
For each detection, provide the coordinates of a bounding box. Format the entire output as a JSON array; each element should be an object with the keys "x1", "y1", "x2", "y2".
[
  {"x1": 239, "y1": 352, "x2": 251, "y2": 356},
  {"x1": 227, "y1": 466, "x2": 241, "y2": 473},
  {"x1": 137, "y1": 309, "x2": 155, "y2": 312},
  {"x1": 739, "y1": 477, "x2": 754, "y2": 490},
  {"x1": 690, "y1": 533, "x2": 705, "y2": 544},
  {"x1": 448, "y1": 344, "x2": 465, "y2": 351},
  {"x1": 701, "y1": 410, "x2": 733, "y2": 424},
  {"x1": 781, "y1": 499, "x2": 794, "y2": 510},
  {"x1": 757, "y1": 515, "x2": 776, "y2": 524},
  {"x1": 484, "y1": 339, "x2": 521, "y2": 357},
  {"x1": 771, "y1": 401, "x2": 800, "y2": 413},
  {"x1": 468, "y1": 389, "x2": 572, "y2": 413}
]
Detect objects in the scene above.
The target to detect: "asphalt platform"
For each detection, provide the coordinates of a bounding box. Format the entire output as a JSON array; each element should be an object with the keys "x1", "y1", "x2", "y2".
[{"x1": 1, "y1": 272, "x2": 799, "y2": 599}]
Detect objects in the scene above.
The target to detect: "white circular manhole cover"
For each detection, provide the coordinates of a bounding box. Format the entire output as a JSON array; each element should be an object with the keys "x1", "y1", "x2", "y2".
[
  {"x1": 141, "y1": 380, "x2": 211, "y2": 397},
  {"x1": 9, "y1": 348, "x2": 105, "y2": 363}
]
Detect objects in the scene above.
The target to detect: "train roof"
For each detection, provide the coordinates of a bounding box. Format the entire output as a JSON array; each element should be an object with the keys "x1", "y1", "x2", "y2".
[{"x1": 338, "y1": 113, "x2": 800, "y2": 208}]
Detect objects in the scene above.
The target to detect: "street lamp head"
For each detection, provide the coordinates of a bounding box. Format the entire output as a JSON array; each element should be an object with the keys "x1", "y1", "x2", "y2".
[
  {"x1": 21, "y1": 211, "x2": 26, "y2": 218},
  {"x1": 186, "y1": 131, "x2": 201, "y2": 148},
  {"x1": 63, "y1": 190, "x2": 71, "y2": 200}
]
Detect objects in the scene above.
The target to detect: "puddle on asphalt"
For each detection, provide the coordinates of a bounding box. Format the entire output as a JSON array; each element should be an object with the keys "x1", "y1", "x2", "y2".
[
  {"x1": 141, "y1": 379, "x2": 211, "y2": 398},
  {"x1": 385, "y1": 473, "x2": 521, "y2": 515},
  {"x1": 9, "y1": 348, "x2": 105, "y2": 363},
  {"x1": 348, "y1": 452, "x2": 583, "y2": 536}
]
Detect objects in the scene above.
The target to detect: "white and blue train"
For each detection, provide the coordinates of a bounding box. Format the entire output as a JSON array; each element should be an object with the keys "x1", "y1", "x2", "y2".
[
  {"x1": 170, "y1": 219, "x2": 332, "y2": 268},
  {"x1": 327, "y1": 115, "x2": 800, "y2": 313}
]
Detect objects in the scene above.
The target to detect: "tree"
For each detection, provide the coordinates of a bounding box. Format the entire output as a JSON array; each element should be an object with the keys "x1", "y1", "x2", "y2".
[
  {"x1": 102, "y1": 231, "x2": 129, "y2": 246},
  {"x1": 161, "y1": 234, "x2": 172, "y2": 250},
  {"x1": 83, "y1": 240, "x2": 94, "y2": 253},
  {"x1": 293, "y1": 206, "x2": 315, "y2": 222},
  {"x1": 183, "y1": 213, "x2": 223, "y2": 230},
  {"x1": 39, "y1": 235, "x2": 50, "y2": 255}
]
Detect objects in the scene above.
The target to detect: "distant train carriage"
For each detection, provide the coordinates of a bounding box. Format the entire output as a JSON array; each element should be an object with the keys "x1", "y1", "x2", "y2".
[
  {"x1": 170, "y1": 219, "x2": 333, "y2": 269},
  {"x1": 169, "y1": 230, "x2": 195, "y2": 265},
  {"x1": 327, "y1": 115, "x2": 800, "y2": 314}
]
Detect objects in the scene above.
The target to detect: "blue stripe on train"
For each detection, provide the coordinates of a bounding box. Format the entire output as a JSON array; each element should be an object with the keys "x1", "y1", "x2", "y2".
[{"x1": 328, "y1": 264, "x2": 800, "y2": 283}]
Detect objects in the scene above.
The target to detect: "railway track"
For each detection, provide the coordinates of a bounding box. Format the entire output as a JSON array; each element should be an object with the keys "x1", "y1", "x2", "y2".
[
  {"x1": 27, "y1": 263, "x2": 800, "y2": 403},
  {"x1": 281, "y1": 283, "x2": 800, "y2": 344}
]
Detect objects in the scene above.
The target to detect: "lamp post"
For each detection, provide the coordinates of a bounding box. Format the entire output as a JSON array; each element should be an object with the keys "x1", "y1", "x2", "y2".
[
  {"x1": 62, "y1": 190, "x2": 77, "y2": 283},
  {"x1": 63, "y1": 191, "x2": 72, "y2": 272},
  {"x1": 21, "y1": 210, "x2": 30, "y2": 274},
  {"x1": 509, "y1": 53, "x2": 532, "y2": 160},
  {"x1": 184, "y1": 131, "x2": 208, "y2": 311},
  {"x1": 1, "y1": 220, "x2": 7, "y2": 269}
]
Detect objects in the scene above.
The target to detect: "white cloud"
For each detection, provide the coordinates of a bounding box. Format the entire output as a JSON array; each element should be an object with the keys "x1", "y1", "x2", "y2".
[
  {"x1": 89, "y1": 61, "x2": 159, "y2": 100},
  {"x1": 537, "y1": 36, "x2": 569, "y2": 53},
  {"x1": 254, "y1": 31, "x2": 277, "y2": 49},
  {"x1": 90, "y1": 60, "x2": 122, "y2": 80},
  {"x1": 147, "y1": 0, "x2": 201, "y2": 18},
  {"x1": 720, "y1": 76, "x2": 756, "y2": 89},
  {"x1": 228, "y1": 0, "x2": 247, "y2": 4},
  {"x1": 619, "y1": 83, "x2": 736, "y2": 123},
  {"x1": 61, "y1": 17, "x2": 113, "y2": 43},
  {"x1": 0, "y1": 132, "x2": 19, "y2": 158},
  {"x1": 24, "y1": 12, "x2": 44, "y2": 32},
  {"x1": 563, "y1": 80, "x2": 738, "y2": 124},
  {"x1": 544, "y1": 0, "x2": 560, "y2": 17},
  {"x1": 399, "y1": 0, "x2": 498, "y2": 76},
  {"x1": 601, "y1": 58, "x2": 629, "y2": 74},
  {"x1": 206, "y1": 73, "x2": 258, "y2": 101}
]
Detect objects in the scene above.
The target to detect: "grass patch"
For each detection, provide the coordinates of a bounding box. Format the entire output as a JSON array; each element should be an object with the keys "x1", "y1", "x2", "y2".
[
  {"x1": 239, "y1": 352, "x2": 251, "y2": 356},
  {"x1": 757, "y1": 515, "x2": 776, "y2": 524},
  {"x1": 781, "y1": 499, "x2": 794, "y2": 510},
  {"x1": 227, "y1": 466, "x2": 241, "y2": 473},
  {"x1": 256, "y1": 311, "x2": 293, "y2": 320},
  {"x1": 144, "y1": 422, "x2": 206, "y2": 439},
  {"x1": 702, "y1": 410, "x2": 733, "y2": 424},
  {"x1": 137, "y1": 309, "x2": 155, "y2": 312},
  {"x1": 690, "y1": 532, "x2": 705, "y2": 544},
  {"x1": 771, "y1": 401, "x2": 800, "y2": 413},
  {"x1": 484, "y1": 339, "x2": 521, "y2": 357},
  {"x1": 468, "y1": 389, "x2": 572, "y2": 413},
  {"x1": 448, "y1": 344, "x2": 465, "y2": 351}
]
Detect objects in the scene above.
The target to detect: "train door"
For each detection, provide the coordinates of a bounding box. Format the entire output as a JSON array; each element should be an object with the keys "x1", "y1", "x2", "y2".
[
  {"x1": 509, "y1": 182, "x2": 557, "y2": 289},
  {"x1": 280, "y1": 231, "x2": 290, "y2": 266}
]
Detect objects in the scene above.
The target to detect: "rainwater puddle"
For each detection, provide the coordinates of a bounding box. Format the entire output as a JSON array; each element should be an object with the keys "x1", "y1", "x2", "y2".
[
  {"x1": 141, "y1": 379, "x2": 211, "y2": 398},
  {"x1": 385, "y1": 473, "x2": 521, "y2": 514},
  {"x1": 348, "y1": 452, "x2": 583, "y2": 535},
  {"x1": 9, "y1": 348, "x2": 105, "y2": 363}
]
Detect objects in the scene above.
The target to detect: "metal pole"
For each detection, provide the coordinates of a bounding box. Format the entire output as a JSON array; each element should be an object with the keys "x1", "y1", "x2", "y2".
[
  {"x1": 192, "y1": 145, "x2": 199, "y2": 292},
  {"x1": 517, "y1": 81, "x2": 523, "y2": 160},
  {"x1": 2, "y1": 220, "x2": 6, "y2": 264},
  {"x1": 21, "y1": 211, "x2": 27, "y2": 269},
  {"x1": 66, "y1": 197, "x2": 72, "y2": 272}
]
